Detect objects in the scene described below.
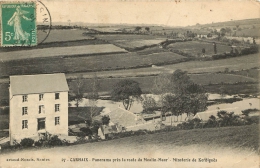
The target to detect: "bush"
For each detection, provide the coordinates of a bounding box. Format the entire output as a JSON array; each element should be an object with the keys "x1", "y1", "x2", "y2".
[
  {"x1": 242, "y1": 108, "x2": 259, "y2": 116},
  {"x1": 20, "y1": 138, "x2": 34, "y2": 147},
  {"x1": 75, "y1": 132, "x2": 87, "y2": 144},
  {"x1": 79, "y1": 127, "x2": 93, "y2": 136},
  {"x1": 34, "y1": 140, "x2": 43, "y2": 147},
  {"x1": 47, "y1": 135, "x2": 63, "y2": 146}
]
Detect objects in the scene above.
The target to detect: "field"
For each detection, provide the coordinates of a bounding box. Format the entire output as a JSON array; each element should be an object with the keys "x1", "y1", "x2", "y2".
[
  {"x1": 163, "y1": 53, "x2": 259, "y2": 73},
  {"x1": 0, "y1": 52, "x2": 186, "y2": 77},
  {"x1": 39, "y1": 29, "x2": 94, "y2": 43},
  {"x1": 167, "y1": 41, "x2": 231, "y2": 56},
  {"x1": 235, "y1": 28, "x2": 260, "y2": 37},
  {"x1": 94, "y1": 34, "x2": 167, "y2": 49},
  {"x1": 0, "y1": 44, "x2": 127, "y2": 61},
  {"x1": 94, "y1": 34, "x2": 164, "y2": 41},
  {"x1": 114, "y1": 39, "x2": 166, "y2": 49},
  {"x1": 89, "y1": 27, "x2": 122, "y2": 33}
]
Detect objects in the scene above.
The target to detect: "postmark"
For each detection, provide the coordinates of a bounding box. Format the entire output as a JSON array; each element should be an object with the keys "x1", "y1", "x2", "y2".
[
  {"x1": 1, "y1": 1, "x2": 37, "y2": 47},
  {"x1": 36, "y1": 0, "x2": 51, "y2": 44}
]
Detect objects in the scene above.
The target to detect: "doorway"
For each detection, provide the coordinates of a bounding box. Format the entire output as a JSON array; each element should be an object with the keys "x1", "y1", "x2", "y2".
[{"x1": 38, "y1": 118, "x2": 46, "y2": 130}]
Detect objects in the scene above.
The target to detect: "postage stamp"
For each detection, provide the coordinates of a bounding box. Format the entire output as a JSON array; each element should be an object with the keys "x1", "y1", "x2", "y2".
[{"x1": 1, "y1": 1, "x2": 37, "y2": 47}]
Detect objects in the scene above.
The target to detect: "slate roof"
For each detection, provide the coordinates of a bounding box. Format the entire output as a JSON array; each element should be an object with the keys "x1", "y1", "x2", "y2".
[
  {"x1": 10, "y1": 73, "x2": 69, "y2": 95},
  {"x1": 106, "y1": 107, "x2": 144, "y2": 127}
]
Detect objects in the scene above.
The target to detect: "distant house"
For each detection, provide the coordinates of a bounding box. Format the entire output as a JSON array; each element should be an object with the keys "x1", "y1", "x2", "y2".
[
  {"x1": 197, "y1": 34, "x2": 208, "y2": 38},
  {"x1": 9, "y1": 73, "x2": 69, "y2": 145}
]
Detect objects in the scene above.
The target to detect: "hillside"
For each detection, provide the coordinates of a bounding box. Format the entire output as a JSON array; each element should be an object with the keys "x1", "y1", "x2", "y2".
[{"x1": 188, "y1": 18, "x2": 260, "y2": 28}]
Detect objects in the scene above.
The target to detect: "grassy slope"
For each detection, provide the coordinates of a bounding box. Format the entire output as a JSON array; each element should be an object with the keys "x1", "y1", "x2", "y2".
[
  {"x1": 0, "y1": 125, "x2": 258, "y2": 168},
  {"x1": 100, "y1": 124, "x2": 259, "y2": 152}
]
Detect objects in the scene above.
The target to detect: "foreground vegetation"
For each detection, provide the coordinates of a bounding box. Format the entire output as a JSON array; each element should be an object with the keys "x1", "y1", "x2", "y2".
[{"x1": 1, "y1": 123, "x2": 258, "y2": 154}]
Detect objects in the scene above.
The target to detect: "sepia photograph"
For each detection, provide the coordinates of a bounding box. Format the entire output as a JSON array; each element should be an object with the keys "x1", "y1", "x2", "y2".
[{"x1": 0, "y1": 0, "x2": 259, "y2": 167}]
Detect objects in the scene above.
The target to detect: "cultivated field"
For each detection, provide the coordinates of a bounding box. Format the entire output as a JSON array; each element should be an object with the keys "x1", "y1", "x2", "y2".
[
  {"x1": 167, "y1": 41, "x2": 231, "y2": 56},
  {"x1": 0, "y1": 44, "x2": 127, "y2": 61}
]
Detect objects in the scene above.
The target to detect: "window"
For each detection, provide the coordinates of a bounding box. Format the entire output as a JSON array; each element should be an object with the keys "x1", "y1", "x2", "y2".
[
  {"x1": 55, "y1": 117, "x2": 60, "y2": 125},
  {"x1": 22, "y1": 95, "x2": 28, "y2": 102},
  {"x1": 55, "y1": 104, "x2": 60, "y2": 112},
  {"x1": 37, "y1": 118, "x2": 45, "y2": 130},
  {"x1": 39, "y1": 105, "x2": 45, "y2": 114},
  {"x1": 55, "y1": 93, "x2": 60, "y2": 100},
  {"x1": 22, "y1": 120, "x2": 28, "y2": 129},
  {"x1": 22, "y1": 107, "x2": 28, "y2": 115},
  {"x1": 39, "y1": 94, "x2": 44, "y2": 101}
]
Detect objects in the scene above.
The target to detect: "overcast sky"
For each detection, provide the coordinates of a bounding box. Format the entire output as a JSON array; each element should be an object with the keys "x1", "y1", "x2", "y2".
[{"x1": 42, "y1": 0, "x2": 259, "y2": 26}]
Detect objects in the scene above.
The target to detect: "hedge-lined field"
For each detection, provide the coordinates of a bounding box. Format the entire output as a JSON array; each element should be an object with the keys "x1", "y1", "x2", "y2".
[
  {"x1": 163, "y1": 53, "x2": 259, "y2": 73},
  {"x1": 167, "y1": 41, "x2": 231, "y2": 56},
  {"x1": 1, "y1": 44, "x2": 127, "y2": 61}
]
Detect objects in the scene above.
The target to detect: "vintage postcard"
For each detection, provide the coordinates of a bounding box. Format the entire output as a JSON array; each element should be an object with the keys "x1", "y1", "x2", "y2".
[{"x1": 0, "y1": 0, "x2": 259, "y2": 168}]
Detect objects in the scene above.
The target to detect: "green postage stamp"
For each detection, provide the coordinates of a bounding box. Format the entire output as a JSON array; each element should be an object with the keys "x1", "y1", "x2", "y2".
[{"x1": 1, "y1": 1, "x2": 37, "y2": 47}]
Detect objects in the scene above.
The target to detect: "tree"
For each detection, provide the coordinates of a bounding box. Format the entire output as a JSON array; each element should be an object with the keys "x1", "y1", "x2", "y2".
[
  {"x1": 162, "y1": 70, "x2": 208, "y2": 118},
  {"x1": 87, "y1": 73, "x2": 101, "y2": 123},
  {"x1": 135, "y1": 26, "x2": 142, "y2": 33},
  {"x1": 153, "y1": 72, "x2": 172, "y2": 95},
  {"x1": 220, "y1": 28, "x2": 226, "y2": 37},
  {"x1": 111, "y1": 79, "x2": 142, "y2": 110},
  {"x1": 145, "y1": 27, "x2": 150, "y2": 32},
  {"x1": 213, "y1": 42, "x2": 217, "y2": 54},
  {"x1": 142, "y1": 95, "x2": 157, "y2": 114},
  {"x1": 70, "y1": 75, "x2": 84, "y2": 107},
  {"x1": 202, "y1": 48, "x2": 206, "y2": 56}
]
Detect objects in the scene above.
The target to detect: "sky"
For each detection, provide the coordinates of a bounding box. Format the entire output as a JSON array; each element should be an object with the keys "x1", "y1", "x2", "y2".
[{"x1": 30, "y1": 0, "x2": 260, "y2": 26}]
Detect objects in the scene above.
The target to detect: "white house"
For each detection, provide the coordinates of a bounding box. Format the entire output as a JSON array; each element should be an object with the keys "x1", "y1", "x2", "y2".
[{"x1": 9, "y1": 73, "x2": 69, "y2": 145}]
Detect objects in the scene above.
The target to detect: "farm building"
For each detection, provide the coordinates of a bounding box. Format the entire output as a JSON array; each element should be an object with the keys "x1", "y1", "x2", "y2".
[
  {"x1": 9, "y1": 73, "x2": 69, "y2": 145},
  {"x1": 101, "y1": 107, "x2": 145, "y2": 127},
  {"x1": 98, "y1": 107, "x2": 146, "y2": 139}
]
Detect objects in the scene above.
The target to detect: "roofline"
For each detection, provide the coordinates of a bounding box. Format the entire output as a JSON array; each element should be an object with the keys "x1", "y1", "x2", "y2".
[
  {"x1": 9, "y1": 73, "x2": 65, "y2": 78},
  {"x1": 11, "y1": 90, "x2": 69, "y2": 96}
]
